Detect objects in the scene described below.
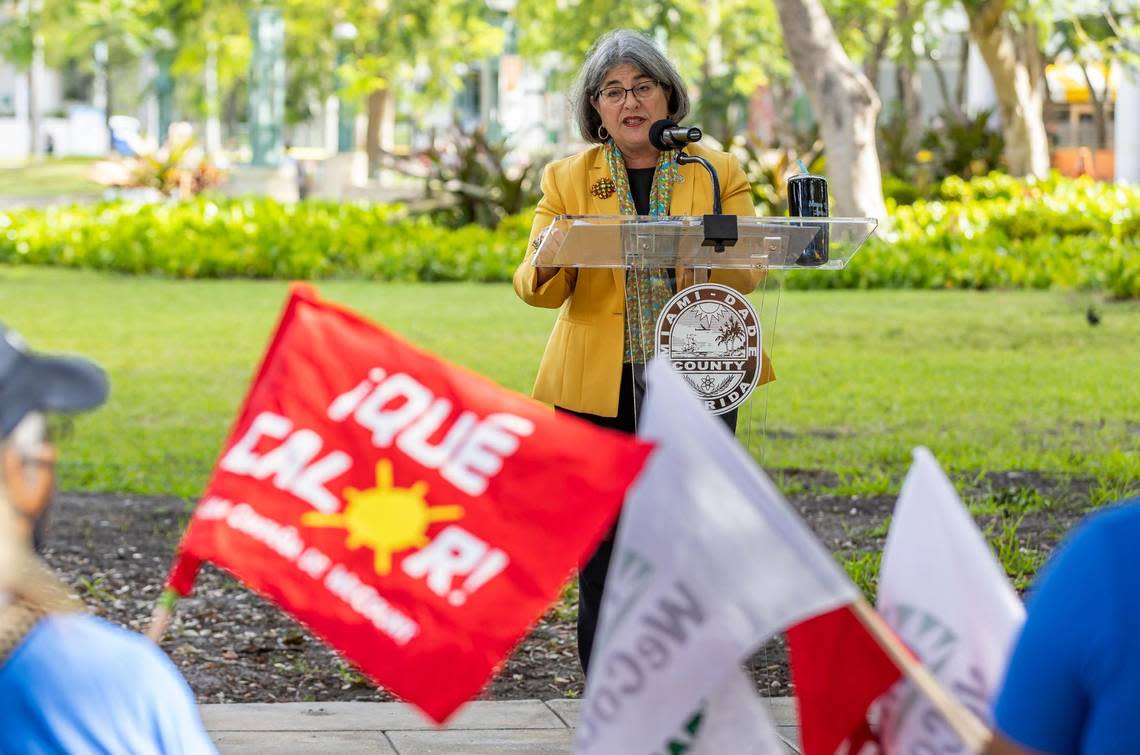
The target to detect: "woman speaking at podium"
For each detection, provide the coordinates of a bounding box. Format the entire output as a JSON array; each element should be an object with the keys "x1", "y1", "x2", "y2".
[{"x1": 513, "y1": 29, "x2": 772, "y2": 675}]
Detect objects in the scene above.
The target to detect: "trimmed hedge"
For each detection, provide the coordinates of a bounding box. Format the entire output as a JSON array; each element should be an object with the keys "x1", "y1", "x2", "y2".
[
  {"x1": 0, "y1": 197, "x2": 530, "y2": 283},
  {"x1": 787, "y1": 173, "x2": 1140, "y2": 299},
  {"x1": 2, "y1": 174, "x2": 1138, "y2": 298}
]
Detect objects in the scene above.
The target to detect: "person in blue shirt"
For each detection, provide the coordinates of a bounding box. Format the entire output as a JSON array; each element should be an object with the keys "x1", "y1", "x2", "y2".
[
  {"x1": 988, "y1": 498, "x2": 1140, "y2": 754},
  {"x1": 0, "y1": 323, "x2": 216, "y2": 754}
]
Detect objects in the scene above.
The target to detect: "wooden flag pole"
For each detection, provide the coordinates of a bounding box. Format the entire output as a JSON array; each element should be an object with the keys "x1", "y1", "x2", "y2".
[
  {"x1": 146, "y1": 588, "x2": 179, "y2": 643},
  {"x1": 850, "y1": 597, "x2": 992, "y2": 753}
]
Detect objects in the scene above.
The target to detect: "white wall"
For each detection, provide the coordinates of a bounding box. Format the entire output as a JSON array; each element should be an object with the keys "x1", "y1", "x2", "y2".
[
  {"x1": 1116, "y1": 66, "x2": 1140, "y2": 184},
  {"x1": 0, "y1": 64, "x2": 19, "y2": 116},
  {"x1": 874, "y1": 33, "x2": 984, "y2": 127},
  {"x1": 0, "y1": 57, "x2": 105, "y2": 160},
  {"x1": 0, "y1": 120, "x2": 28, "y2": 160},
  {"x1": 965, "y1": 42, "x2": 998, "y2": 119},
  {"x1": 0, "y1": 107, "x2": 108, "y2": 160},
  {"x1": 498, "y1": 53, "x2": 551, "y2": 152}
]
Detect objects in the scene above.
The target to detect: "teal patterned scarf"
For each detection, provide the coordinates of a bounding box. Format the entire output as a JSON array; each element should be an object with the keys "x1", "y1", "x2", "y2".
[{"x1": 603, "y1": 142, "x2": 678, "y2": 363}]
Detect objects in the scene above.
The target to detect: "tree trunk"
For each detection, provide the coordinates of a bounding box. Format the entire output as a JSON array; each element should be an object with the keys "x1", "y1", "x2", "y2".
[
  {"x1": 204, "y1": 41, "x2": 222, "y2": 156},
  {"x1": 224, "y1": 88, "x2": 240, "y2": 145},
  {"x1": 897, "y1": 62, "x2": 922, "y2": 144},
  {"x1": 1079, "y1": 64, "x2": 1107, "y2": 150},
  {"x1": 27, "y1": 68, "x2": 39, "y2": 158},
  {"x1": 704, "y1": 0, "x2": 731, "y2": 144},
  {"x1": 770, "y1": 80, "x2": 803, "y2": 149},
  {"x1": 774, "y1": 0, "x2": 887, "y2": 218},
  {"x1": 862, "y1": 25, "x2": 890, "y2": 95},
  {"x1": 966, "y1": 0, "x2": 1050, "y2": 177},
  {"x1": 954, "y1": 34, "x2": 969, "y2": 116},
  {"x1": 365, "y1": 87, "x2": 389, "y2": 177},
  {"x1": 27, "y1": 31, "x2": 44, "y2": 159},
  {"x1": 928, "y1": 47, "x2": 959, "y2": 118},
  {"x1": 106, "y1": 66, "x2": 114, "y2": 152}
]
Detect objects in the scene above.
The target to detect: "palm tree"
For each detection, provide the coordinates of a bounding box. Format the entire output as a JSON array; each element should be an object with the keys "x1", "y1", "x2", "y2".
[{"x1": 716, "y1": 319, "x2": 745, "y2": 351}]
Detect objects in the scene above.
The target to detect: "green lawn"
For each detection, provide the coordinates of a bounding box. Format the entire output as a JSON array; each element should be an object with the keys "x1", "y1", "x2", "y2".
[
  {"x1": 0, "y1": 157, "x2": 102, "y2": 198},
  {"x1": 744, "y1": 285, "x2": 1140, "y2": 503},
  {"x1": 2, "y1": 266, "x2": 1138, "y2": 504}
]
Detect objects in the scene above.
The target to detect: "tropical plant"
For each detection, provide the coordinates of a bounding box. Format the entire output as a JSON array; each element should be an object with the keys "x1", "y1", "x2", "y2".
[
  {"x1": 90, "y1": 136, "x2": 226, "y2": 197},
  {"x1": 418, "y1": 127, "x2": 549, "y2": 229},
  {"x1": 728, "y1": 134, "x2": 824, "y2": 216},
  {"x1": 919, "y1": 109, "x2": 1005, "y2": 180},
  {"x1": 880, "y1": 106, "x2": 1005, "y2": 201}
]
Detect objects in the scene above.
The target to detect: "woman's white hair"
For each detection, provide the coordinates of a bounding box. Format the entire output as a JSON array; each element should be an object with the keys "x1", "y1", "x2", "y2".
[{"x1": 571, "y1": 29, "x2": 691, "y2": 144}]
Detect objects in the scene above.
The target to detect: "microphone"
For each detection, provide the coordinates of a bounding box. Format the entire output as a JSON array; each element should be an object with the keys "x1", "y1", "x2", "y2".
[
  {"x1": 648, "y1": 119, "x2": 702, "y2": 151},
  {"x1": 653, "y1": 119, "x2": 731, "y2": 249}
]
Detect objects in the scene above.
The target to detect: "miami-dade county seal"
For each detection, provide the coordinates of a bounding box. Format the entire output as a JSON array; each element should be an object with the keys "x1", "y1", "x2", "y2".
[{"x1": 654, "y1": 283, "x2": 761, "y2": 415}]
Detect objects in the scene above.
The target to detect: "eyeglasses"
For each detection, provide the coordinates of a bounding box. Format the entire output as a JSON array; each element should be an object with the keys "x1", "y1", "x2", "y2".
[{"x1": 594, "y1": 80, "x2": 663, "y2": 106}]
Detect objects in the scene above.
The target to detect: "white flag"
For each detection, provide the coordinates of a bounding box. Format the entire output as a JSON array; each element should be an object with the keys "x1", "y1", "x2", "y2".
[
  {"x1": 687, "y1": 671, "x2": 785, "y2": 755},
  {"x1": 876, "y1": 447, "x2": 1025, "y2": 752},
  {"x1": 574, "y1": 357, "x2": 857, "y2": 755}
]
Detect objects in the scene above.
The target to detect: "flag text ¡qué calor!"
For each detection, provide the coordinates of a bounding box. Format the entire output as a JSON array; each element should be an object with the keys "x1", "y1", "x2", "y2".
[{"x1": 219, "y1": 367, "x2": 535, "y2": 513}]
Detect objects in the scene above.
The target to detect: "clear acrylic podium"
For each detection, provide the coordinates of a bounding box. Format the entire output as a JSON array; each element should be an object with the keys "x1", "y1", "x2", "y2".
[
  {"x1": 531, "y1": 215, "x2": 878, "y2": 271},
  {"x1": 530, "y1": 214, "x2": 878, "y2": 447}
]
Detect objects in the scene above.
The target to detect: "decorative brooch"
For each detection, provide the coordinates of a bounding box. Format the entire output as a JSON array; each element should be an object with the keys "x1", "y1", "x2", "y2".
[{"x1": 590, "y1": 177, "x2": 616, "y2": 200}]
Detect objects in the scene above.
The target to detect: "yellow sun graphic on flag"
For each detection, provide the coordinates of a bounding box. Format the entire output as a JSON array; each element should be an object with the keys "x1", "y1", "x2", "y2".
[{"x1": 301, "y1": 459, "x2": 464, "y2": 575}]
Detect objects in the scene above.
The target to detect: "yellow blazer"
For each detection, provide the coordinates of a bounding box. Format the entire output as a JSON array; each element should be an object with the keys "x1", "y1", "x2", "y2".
[{"x1": 513, "y1": 142, "x2": 774, "y2": 417}]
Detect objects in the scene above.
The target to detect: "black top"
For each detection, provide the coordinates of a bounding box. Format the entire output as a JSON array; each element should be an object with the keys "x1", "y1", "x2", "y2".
[
  {"x1": 627, "y1": 167, "x2": 655, "y2": 216},
  {"x1": 623, "y1": 166, "x2": 676, "y2": 292}
]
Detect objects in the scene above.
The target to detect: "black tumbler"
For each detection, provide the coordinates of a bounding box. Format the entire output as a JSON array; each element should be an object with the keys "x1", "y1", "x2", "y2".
[{"x1": 787, "y1": 173, "x2": 829, "y2": 266}]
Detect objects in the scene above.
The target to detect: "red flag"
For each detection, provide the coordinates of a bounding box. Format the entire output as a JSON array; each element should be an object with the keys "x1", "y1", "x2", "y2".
[
  {"x1": 166, "y1": 284, "x2": 652, "y2": 723},
  {"x1": 787, "y1": 605, "x2": 902, "y2": 755}
]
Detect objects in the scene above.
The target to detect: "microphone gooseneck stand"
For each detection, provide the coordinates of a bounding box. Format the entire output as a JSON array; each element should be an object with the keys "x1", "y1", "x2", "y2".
[{"x1": 676, "y1": 149, "x2": 737, "y2": 253}]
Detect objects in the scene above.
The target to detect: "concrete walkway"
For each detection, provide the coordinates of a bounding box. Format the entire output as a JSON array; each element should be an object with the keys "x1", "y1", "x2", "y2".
[{"x1": 201, "y1": 698, "x2": 802, "y2": 754}]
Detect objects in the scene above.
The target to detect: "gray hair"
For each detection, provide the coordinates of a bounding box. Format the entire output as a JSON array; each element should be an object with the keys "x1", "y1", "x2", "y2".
[{"x1": 571, "y1": 29, "x2": 691, "y2": 144}]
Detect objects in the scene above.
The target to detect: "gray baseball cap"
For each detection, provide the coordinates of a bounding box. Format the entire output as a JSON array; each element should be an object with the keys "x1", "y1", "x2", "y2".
[{"x1": 0, "y1": 324, "x2": 109, "y2": 439}]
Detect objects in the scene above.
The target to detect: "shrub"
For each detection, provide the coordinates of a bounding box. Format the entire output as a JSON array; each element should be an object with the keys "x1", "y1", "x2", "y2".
[
  {"x1": 729, "y1": 136, "x2": 825, "y2": 216},
  {"x1": 0, "y1": 197, "x2": 532, "y2": 283},
  {"x1": 1, "y1": 174, "x2": 1137, "y2": 298},
  {"x1": 404, "y1": 127, "x2": 549, "y2": 230},
  {"x1": 919, "y1": 110, "x2": 1005, "y2": 181},
  {"x1": 883, "y1": 175, "x2": 924, "y2": 206},
  {"x1": 785, "y1": 172, "x2": 1140, "y2": 298}
]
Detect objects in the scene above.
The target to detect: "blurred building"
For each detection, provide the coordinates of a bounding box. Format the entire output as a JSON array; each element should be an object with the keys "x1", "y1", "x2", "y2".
[
  {"x1": 0, "y1": 62, "x2": 108, "y2": 161},
  {"x1": 1043, "y1": 60, "x2": 1117, "y2": 180}
]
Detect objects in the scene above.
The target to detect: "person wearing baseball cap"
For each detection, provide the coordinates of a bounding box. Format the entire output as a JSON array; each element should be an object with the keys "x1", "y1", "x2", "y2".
[
  {"x1": 0, "y1": 323, "x2": 216, "y2": 753},
  {"x1": 0, "y1": 324, "x2": 108, "y2": 549},
  {"x1": 0, "y1": 324, "x2": 110, "y2": 437}
]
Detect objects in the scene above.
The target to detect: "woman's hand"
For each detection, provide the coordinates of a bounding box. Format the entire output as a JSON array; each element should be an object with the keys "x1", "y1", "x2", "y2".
[
  {"x1": 532, "y1": 224, "x2": 568, "y2": 287},
  {"x1": 535, "y1": 267, "x2": 560, "y2": 287}
]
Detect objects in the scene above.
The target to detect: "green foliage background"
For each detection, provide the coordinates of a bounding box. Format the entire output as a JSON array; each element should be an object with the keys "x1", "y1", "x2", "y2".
[
  {"x1": 0, "y1": 198, "x2": 531, "y2": 282},
  {"x1": 792, "y1": 173, "x2": 1140, "y2": 299},
  {"x1": 1, "y1": 174, "x2": 1138, "y2": 297}
]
